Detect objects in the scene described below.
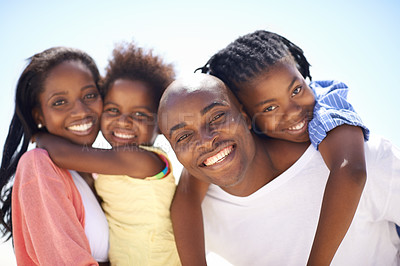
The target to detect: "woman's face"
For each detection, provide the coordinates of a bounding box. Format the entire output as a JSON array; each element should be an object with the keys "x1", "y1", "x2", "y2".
[{"x1": 34, "y1": 60, "x2": 103, "y2": 145}]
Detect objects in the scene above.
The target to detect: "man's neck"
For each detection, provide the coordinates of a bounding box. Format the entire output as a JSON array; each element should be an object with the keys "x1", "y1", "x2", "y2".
[{"x1": 224, "y1": 135, "x2": 310, "y2": 197}]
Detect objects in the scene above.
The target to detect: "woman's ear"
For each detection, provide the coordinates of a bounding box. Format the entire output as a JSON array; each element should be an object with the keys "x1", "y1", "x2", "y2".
[{"x1": 32, "y1": 107, "x2": 45, "y2": 128}]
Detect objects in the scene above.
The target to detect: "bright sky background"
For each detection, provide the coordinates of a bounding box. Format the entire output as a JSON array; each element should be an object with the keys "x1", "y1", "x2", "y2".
[{"x1": 1, "y1": 0, "x2": 399, "y2": 265}]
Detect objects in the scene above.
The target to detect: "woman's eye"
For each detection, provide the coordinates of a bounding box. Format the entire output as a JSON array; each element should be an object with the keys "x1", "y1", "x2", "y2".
[
  {"x1": 84, "y1": 93, "x2": 98, "y2": 100},
  {"x1": 53, "y1": 99, "x2": 66, "y2": 106},
  {"x1": 263, "y1": 105, "x2": 277, "y2": 112},
  {"x1": 292, "y1": 86, "x2": 302, "y2": 96}
]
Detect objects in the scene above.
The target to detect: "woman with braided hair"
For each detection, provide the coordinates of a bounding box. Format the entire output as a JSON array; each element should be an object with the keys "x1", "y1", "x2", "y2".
[
  {"x1": 0, "y1": 47, "x2": 109, "y2": 265},
  {"x1": 171, "y1": 30, "x2": 370, "y2": 266}
]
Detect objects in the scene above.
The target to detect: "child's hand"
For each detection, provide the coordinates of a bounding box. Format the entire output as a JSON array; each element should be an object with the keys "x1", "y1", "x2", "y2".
[{"x1": 34, "y1": 132, "x2": 60, "y2": 150}]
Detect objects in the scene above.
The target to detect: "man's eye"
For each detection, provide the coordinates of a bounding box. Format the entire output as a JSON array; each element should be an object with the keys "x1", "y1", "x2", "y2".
[
  {"x1": 177, "y1": 133, "x2": 190, "y2": 143},
  {"x1": 263, "y1": 106, "x2": 277, "y2": 112},
  {"x1": 210, "y1": 112, "x2": 225, "y2": 124}
]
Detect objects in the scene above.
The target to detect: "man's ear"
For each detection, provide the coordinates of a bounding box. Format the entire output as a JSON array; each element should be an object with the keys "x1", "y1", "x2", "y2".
[
  {"x1": 32, "y1": 107, "x2": 45, "y2": 128},
  {"x1": 239, "y1": 104, "x2": 252, "y2": 130}
]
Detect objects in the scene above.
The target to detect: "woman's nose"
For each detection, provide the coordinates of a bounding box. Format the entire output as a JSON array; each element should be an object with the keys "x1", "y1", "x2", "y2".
[{"x1": 70, "y1": 100, "x2": 90, "y2": 118}]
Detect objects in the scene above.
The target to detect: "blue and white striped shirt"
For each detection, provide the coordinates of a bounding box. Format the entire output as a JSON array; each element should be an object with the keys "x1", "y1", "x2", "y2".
[{"x1": 308, "y1": 80, "x2": 369, "y2": 149}]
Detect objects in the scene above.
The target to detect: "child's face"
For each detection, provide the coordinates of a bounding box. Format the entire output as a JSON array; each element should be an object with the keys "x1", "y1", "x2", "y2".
[
  {"x1": 34, "y1": 61, "x2": 103, "y2": 145},
  {"x1": 158, "y1": 75, "x2": 255, "y2": 189},
  {"x1": 237, "y1": 61, "x2": 315, "y2": 143},
  {"x1": 101, "y1": 79, "x2": 159, "y2": 147}
]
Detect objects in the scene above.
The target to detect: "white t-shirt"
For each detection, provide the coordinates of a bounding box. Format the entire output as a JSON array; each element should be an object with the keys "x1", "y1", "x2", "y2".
[
  {"x1": 70, "y1": 170, "x2": 110, "y2": 262},
  {"x1": 202, "y1": 135, "x2": 400, "y2": 265}
]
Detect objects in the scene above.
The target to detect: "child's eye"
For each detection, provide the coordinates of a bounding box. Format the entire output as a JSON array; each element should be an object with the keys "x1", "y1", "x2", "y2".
[
  {"x1": 134, "y1": 112, "x2": 149, "y2": 117},
  {"x1": 133, "y1": 112, "x2": 154, "y2": 121},
  {"x1": 52, "y1": 99, "x2": 67, "y2": 107},
  {"x1": 105, "y1": 107, "x2": 119, "y2": 114},
  {"x1": 263, "y1": 105, "x2": 277, "y2": 112},
  {"x1": 291, "y1": 86, "x2": 302, "y2": 97},
  {"x1": 210, "y1": 112, "x2": 225, "y2": 124}
]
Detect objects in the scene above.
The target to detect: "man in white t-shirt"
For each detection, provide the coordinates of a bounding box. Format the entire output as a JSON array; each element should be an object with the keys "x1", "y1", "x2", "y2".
[
  {"x1": 201, "y1": 134, "x2": 400, "y2": 265},
  {"x1": 158, "y1": 74, "x2": 400, "y2": 265}
]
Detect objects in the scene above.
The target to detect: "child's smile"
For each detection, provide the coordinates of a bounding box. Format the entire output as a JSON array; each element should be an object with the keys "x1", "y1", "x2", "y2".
[
  {"x1": 101, "y1": 78, "x2": 158, "y2": 147},
  {"x1": 238, "y1": 61, "x2": 315, "y2": 143}
]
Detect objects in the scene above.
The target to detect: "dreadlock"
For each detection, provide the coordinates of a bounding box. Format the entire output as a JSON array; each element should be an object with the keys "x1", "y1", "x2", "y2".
[{"x1": 196, "y1": 30, "x2": 311, "y2": 94}]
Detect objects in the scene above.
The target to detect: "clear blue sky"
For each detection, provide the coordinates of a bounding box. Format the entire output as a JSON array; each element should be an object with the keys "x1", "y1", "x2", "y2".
[{"x1": 1, "y1": 0, "x2": 399, "y2": 264}]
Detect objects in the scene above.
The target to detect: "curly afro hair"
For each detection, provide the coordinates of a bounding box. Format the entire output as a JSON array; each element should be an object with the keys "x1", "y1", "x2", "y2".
[{"x1": 101, "y1": 42, "x2": 175, "y2": 109}]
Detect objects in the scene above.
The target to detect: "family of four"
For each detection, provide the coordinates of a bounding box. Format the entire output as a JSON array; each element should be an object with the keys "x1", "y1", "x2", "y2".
[{"x1": 0, "y1": 30, "x2": 399, "y2": 265}]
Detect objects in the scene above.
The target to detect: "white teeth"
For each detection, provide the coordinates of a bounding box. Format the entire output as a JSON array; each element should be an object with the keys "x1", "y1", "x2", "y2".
[
  {"x1": 114, "y1": 132, "x2": 135, "y2": 139},
  {"x1": 288, "y1": 120, "x2": 305, "y2": 131},
  {"x1": 68, "y1": 122, "x2": 93, "y2": 132},
  {"x1": 203, "y1": 146, "x2": 233, "y2": 166}
]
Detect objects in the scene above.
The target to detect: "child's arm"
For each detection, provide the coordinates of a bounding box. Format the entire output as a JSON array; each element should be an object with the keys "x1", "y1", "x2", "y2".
[
  {"x1": 171, "y1": 168, "x2": 210, "y2": 266},
  {"x1": 307, "y1": 124, "x2": 366, "y2": 266},
  {"x1": 35, "y1": 132, "x2": 164, "y2": 178}
]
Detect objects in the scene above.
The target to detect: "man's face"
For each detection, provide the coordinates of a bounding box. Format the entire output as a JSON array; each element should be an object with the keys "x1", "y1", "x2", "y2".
[{"x1": 158, "y1": 75, "x2": 256, "y2": 189}]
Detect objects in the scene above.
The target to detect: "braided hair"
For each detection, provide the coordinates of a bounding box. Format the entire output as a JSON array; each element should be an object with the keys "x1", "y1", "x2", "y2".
[
  {"x1": 196, "y1": 30, "x2": 311, "y2": 94},
  {"x1": 0, "y1": 47, "x2": 100, "y2": 240}
]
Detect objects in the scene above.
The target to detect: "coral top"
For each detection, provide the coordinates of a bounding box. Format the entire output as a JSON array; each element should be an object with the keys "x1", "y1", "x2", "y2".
[{"x1": 12, "y1": 148, "x2": 98, "y2": 266}]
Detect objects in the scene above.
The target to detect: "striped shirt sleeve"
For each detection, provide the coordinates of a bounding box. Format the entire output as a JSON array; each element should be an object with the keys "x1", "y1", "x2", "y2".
[{"x1": 308, "y1": 80, "x2": 370, "y2": 149}]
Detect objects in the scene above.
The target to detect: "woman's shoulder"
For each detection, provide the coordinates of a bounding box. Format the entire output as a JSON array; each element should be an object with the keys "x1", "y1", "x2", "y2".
[
  {"x1": 19, "y1": 148, "x2": 52, "y2": 166},
  {"x1": 17, "y1": 148, "x2": 70, "y2": 184}
]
